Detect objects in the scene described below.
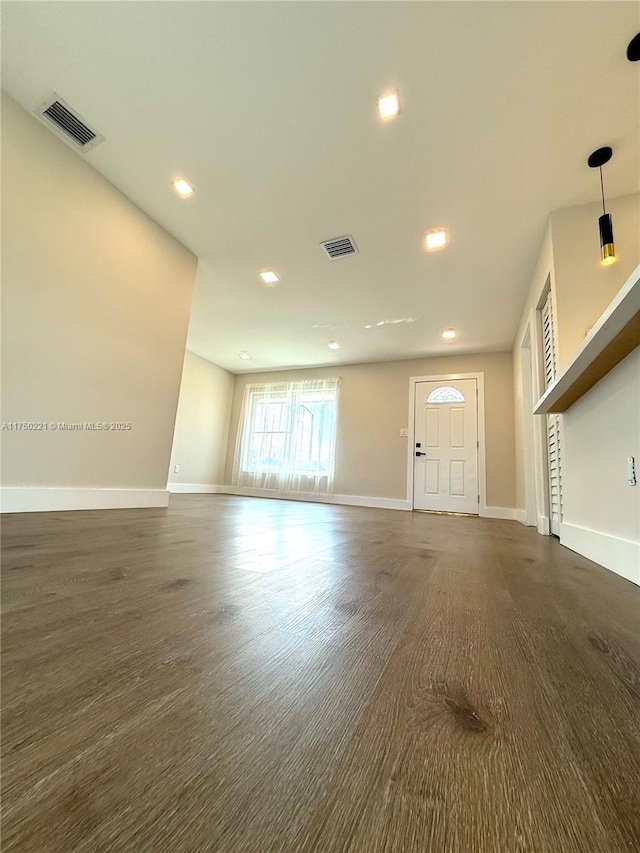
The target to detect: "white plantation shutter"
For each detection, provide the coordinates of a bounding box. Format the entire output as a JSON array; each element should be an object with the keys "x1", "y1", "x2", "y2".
[
  {"x1": 547, "y1": 418, "x2": 562, "y2": 530},
  {"x1": 541, "y1": 289, "x2": 562, "y2": 533},
  {"x1": 541, "y1": 292, "x2": 556, "y2": 389}
]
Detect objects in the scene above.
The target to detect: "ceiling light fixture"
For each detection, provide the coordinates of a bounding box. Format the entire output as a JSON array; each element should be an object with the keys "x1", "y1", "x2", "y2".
[
  {"x1": 173, "y1": 177, "x2": 194, "y2": 198},
  {"x1": 587, "y1": 147, "x2": 616, "y2": 266},
  {"x1": 377, "y1": 91, "x2": 400, "y2": 121},
  {"x1": 424, "y1": 228, "x2": 449, "y2": 252},
  {"x1": 259, "y1": 270, "x2": 280, "y2": 285},
  {"x1": 441, "y1": 328, "x2": 457, "y2": 341},
  {"x1": 327, "y1": 341, "x2": 340, "y2": 351},
  {"x1": 239, "y1": 351, "x2": 252, "y2": 360},
  {"x1": 627, "y1": 32, "x2": 640, "y2": 61}
]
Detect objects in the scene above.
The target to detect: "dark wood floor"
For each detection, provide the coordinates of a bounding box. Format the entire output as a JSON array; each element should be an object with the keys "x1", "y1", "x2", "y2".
[{"x1": 2, "y1": 495, "x2": 639, "y2": 852}]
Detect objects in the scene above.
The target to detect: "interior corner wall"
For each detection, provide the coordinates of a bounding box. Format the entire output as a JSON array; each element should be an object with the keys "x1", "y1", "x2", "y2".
[
  {"x1": 1, "y1": 93, "x2": 198, "y2": 511},
  {"x1": 513, "y1": 223, "x2": 555, "y2": 524},
  {"x1": 225, "y1": 352, "x2": 516, "y2": 511},
  {"x1": 168, "y1": 351, "x2": 234, "y2": 490}
]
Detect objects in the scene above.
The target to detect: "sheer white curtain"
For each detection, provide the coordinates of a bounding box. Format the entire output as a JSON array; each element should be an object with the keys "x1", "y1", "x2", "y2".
[{"x1": 232, "y1": 378, "x2": 340, "y2": 494}]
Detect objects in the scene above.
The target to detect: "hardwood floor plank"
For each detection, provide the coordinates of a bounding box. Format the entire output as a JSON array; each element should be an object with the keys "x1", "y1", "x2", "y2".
[
  {"x1": 297, "y1": 549, "x2": 622, "y2": 852},
  {"x1": 2, "y1": 495, "x2": 639, "y2": 852}
]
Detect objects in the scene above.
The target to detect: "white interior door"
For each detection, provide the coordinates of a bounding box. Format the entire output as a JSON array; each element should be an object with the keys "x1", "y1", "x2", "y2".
[{"x1": 413, "y1": 379, "x2": 479, "y2": 514}]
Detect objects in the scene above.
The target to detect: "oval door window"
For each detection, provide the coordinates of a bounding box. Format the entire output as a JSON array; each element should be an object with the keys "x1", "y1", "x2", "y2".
[{"x1": 426, "y1": 385, "x2": 465, "y2": 403}]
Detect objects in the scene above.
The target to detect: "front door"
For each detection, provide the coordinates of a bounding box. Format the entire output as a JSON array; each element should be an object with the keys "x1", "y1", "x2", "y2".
[{"x1": 413, "y1": 378, "x2": 479, "y2": 514}]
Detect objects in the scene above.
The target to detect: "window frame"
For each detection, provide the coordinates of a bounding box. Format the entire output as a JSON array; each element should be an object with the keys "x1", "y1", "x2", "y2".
[{"x1": 238, "y1": 380, "x2": 339, "y2": 481}]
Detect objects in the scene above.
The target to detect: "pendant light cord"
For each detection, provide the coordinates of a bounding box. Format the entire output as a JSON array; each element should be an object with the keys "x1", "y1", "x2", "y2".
[{"x1": 599, "y1": 166, "x2": 606, "y2": 215}]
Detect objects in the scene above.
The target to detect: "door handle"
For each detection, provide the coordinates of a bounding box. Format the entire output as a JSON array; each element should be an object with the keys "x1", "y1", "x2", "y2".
[{"x1": 415, "y1": 451, "x2": 426, "y2": 457}]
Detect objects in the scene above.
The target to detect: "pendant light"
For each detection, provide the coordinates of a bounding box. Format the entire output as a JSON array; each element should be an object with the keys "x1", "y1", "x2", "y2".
[{"x1": 587, "y1": 146, "x2": 616, "y2": 266}]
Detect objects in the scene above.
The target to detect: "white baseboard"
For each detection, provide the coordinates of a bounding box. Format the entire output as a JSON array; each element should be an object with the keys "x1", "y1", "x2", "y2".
[
  {"x1": 0, "y1": 487, "x2": 170, "y2": 514},
  {"x1": 168, "y1": 483, "x2": 225, "y2": 494},
  {"x1": 328, "y1": 493, "x2": 411, "y2": 511},
  {"x1": 221, "y1": 485, "x2": 411, "y2": 512},
  {"x1": 480, "y1": 506, "x2": 517, "y2": 520},
  {"x1": 515, "y1": 509, "x2": 536, "y2": 526},
  {"x1": 560, "y1": 522, "x2": 639, "y2": 586}
]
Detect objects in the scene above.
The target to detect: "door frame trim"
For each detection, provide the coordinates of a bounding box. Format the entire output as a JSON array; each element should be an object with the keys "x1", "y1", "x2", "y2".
[{"x1": 407, "y1": 372, "x2": 486, "y2": 515}]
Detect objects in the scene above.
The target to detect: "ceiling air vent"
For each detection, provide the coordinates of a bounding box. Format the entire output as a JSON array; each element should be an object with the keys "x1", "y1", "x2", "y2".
[
  {"x1": 320, "y1": 235, "x2": 358, "y2": 260},
  {"x1": 37, "y1": 94, "x2": 104, "y2": 152}
]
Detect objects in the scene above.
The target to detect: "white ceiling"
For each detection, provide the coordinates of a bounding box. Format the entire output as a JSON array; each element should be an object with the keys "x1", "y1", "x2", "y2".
[{"x1": 2, "y1": 2, "x2": 639, "y2": 373}]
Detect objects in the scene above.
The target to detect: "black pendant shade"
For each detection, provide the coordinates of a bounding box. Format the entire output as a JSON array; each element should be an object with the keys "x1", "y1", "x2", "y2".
[
  {"x1": 627, "y1": 32, "x2": 640, "y2": 61},
  {"x1": 598, "y1": 214, "x2": 615, "y2": 265}
]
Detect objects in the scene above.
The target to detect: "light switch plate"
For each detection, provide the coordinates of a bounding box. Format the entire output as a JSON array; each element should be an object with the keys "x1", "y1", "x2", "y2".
[{"x1": 400, "y1": 428, "x2": 408, "y2": 437}]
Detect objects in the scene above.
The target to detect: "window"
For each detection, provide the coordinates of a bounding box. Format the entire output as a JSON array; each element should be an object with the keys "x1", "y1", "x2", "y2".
[
  {"x1": 233, "y1": 379, "x2": 339, "y2": 493},
  {"x1": 426, "y1": 385, "x2": 465, "y2": 403}
]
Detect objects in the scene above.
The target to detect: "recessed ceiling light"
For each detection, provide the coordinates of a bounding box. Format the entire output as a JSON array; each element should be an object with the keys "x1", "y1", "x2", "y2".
[
  {"x1": 259, "y1": 270, "x2": 279, "y2": 285},
  {"x1": 425, "y1": 228, "x2": 449, "y2": 252},
  {"x1": 239, "y1": 351, "x2": 252, "y2": 360},
  {"x1": 327, "y1": 340, "x2": 340, "y2": 351},
  {"x1": 364, "y1": 324, "x2": 372, "y2": 329},
  {"x1": 441, "y1": 328, "x2": 457, "y2": 341},
  {"x1": 377, "y1": 91, "x2": 400, "y2": 120},
  {"x1": 173, "y1": 177, "x2": 194, "y2": 198}
]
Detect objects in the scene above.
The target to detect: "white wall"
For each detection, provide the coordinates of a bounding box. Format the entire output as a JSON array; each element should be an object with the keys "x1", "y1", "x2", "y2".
[
  {"x1": 560, "y1": 349, "x2": 639, "y2": 584},
  {"x1": 513, "y1": 192, "x2": 640, "y2": 582},
  {"x1": 1, "y1": 93, "x2": 197, "y2": 511},
  {"x1": 168, "y1": 350, "x2": 233, "y2": 491}
]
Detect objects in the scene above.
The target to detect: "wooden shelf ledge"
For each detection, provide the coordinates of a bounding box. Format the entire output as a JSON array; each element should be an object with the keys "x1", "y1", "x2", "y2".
[{"x1": 534, "y1": 263, "x2": 640, "y2": 414}]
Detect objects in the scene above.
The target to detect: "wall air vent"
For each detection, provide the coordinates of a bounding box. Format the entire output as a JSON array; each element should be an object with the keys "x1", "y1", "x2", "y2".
[
  {"x1": 320, "y1": 235, "x2": 358, "y2": 260},
  {"x1": 37, "y1": 94, "x2": 104, "y2": 152}
]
